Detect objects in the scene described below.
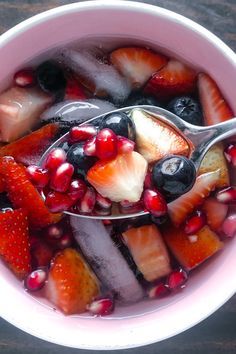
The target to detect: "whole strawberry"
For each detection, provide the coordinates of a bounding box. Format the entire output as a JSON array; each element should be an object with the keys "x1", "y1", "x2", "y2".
[
  {"x1": 0, "y1": 156, "x2": 61, "y2": 229},
  {"x1": 0, "y1": 208, "x2": 31, "y2": 279}
]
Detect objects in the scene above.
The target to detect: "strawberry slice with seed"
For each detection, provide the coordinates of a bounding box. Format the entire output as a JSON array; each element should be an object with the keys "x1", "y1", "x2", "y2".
[
  {"x1": 0, "y1": 157, "x2": 61, "y2": 228},
  {"x1": 110, "y1": 47, "x2": 167, "y2": 89},
  {"x1": 0, "y1": 123, "x2": 59, "y2": 166},
  {"x1": 144, "y1": 59, "x2": 197, "y2": 101},
  {"x1": 0, "y1": 208, "x2": 31, "y2": 278},
  {"x1": 168, "y1": 170, "x2": 220, "y2": 227},
  {"x1": 163, "y1": 224, "x2": 223, "y2": 270},
  {"x1": 46, "y1": 248, "x2": 100, "y2": 314},
  {"x1": 202, "y1": 196, "x2": 228, "y2": 231},
  {"x1": 198, "y1": 73, "x2": 233, "y2": 125}
]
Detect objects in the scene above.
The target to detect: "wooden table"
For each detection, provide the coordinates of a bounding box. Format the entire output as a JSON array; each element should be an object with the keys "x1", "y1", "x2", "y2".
[{"x1": 0, "y1": 1, "x2": 236, "y2": 353}]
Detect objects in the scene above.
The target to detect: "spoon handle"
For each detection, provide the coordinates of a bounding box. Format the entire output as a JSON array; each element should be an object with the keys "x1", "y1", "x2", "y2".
[{"x1": 186, "y1": 117, "x2": 236, "y2": 169}]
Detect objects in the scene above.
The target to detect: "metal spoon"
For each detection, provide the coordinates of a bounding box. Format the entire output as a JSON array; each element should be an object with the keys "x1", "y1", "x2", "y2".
[{"x1": 40, "y1": 105, "x2": 236, "y2": 220}]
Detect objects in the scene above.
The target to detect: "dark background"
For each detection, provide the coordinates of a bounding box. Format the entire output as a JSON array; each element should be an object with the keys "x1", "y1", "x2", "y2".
[{"x1": 0, "y1": 1, "x2": 236, "y2": 353}]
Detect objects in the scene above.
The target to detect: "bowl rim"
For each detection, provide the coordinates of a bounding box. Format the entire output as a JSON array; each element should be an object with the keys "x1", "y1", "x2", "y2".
[{"x1": 0, "y1": 0, "x2": 236, "y2": 350}]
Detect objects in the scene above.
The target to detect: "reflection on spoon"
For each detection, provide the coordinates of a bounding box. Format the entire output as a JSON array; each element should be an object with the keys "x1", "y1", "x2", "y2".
[{"x1": 40, "y1": 105, "x2": 236, "y2": 220}]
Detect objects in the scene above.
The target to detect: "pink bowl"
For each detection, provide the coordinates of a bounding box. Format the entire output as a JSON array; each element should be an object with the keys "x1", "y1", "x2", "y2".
[{"x1": 0, "y1": 1, "x2": 236, "y2": 350}]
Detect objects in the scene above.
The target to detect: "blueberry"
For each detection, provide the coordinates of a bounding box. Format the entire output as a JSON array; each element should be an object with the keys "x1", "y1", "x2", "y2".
[
  {"x1": 66, "y1": 143, "x2": 97, "y2": 178},
  {"x1": 152, "y1": 155, "x2": 196, "y2": 199},
  {"x1": 167, "y1": 96, "x2": 202, "y2": 125},
  {"x1": 124, "y1": 92, "x2": 160, "y2": 107},
  {"x1": 99, "y1": 112, "x2": 135, "y2": 140},
  {"x1": 36, "y1": 60, "x2": 66, "y2": 94}
]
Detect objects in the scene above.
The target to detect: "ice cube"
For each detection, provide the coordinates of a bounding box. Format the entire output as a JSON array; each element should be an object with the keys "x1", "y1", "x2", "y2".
[
  {"x1": 41, "y1": 99, "x2": 116, "y2": 127},
  {"x1": 59, "y1": 48, "x2": 131, "y2": 103},
  {"x1": 70, "y1": 216, "x2": 144, "y2": 303}
]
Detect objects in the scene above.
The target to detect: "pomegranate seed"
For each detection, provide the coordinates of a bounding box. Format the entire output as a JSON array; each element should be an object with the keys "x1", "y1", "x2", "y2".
[
  {"x1": 26, "y1": 165, "x2": 49, "y2": 188},
  {"x1": 117, "y1": 136, "x2": 134, "y2": 154},
  {"x1": 87, "y1": 297, "x2": 114, "y2": 316},
  {"x1": 69, "y1": 125, "x2": 97, "y2": 143},
  {"x1": 148, "y1": 282, "x2": 169, "y2": 299},
  {"x1": 83, "y1": 136, "x2": 97, "y2": 156},
  {"x1": 184, "y1": 210, "x2": 206, "y2": 235},
  {"x1": 103, "y1": 219, "x2": 112, "y2": 226},
  {"x1": 45, "y1": 191, "x2": 74, "y2": 213},
  {"x1": 144, "y1": 170, "x2": 153, "y2": 189},
  {"x1": 216, "y1": 187, "x2": 236, "y2": 204},
  {"x1": 166, "y1": 269, "x2": 188, "y2": 290},
  {"x1": 68, "y1": 179, "x2": 87, "y2": 201},
  {"x1": 96, "y1": 128, "x2": 118, "y2": 160},
  {"x1": 44, "y1": 223, "x2": 64, "y2": 240},
  {"x1": 24, "y1": 268, "x2": 47, "y2": 291},
  {"x1": 96, "y1": 193, "x2": 112, "y2": 209},
  {"x1": 44, "y1": 148, "x2": 67, "y2": 171},
  {"x1": 57, "y1": 233, "x2": 73, "y2": 249},
  {"x1": 14, "y1": 69, "x2": 35, "y2": 87},
  {"x1": 143, "y1": 189, "x2": 167, "y2": 217},
  {"x1": 50, "y1": 162, "x2": 74, "y2": 193},
  {"x1": 221, "y1": 214, "x2": 236, "y2": 238},
  {"x1": 78, "y1": 187, "x2": 96, "y2": 213},
  {"x1": 224, "y1": 144, "x2": 236, "y2": 166}
]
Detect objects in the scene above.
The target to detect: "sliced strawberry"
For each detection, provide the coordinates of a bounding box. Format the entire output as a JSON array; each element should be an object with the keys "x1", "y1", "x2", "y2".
[
  {"x1": 198, "y1": 142, "x2": 229, "y2": 188},
  {"x1": 46, "y1": 248, "x2": 99, "y2": 314},
  {"x1": 168, "y1": 170, "x2": 220, "y2": 227},
  {"x1": 110, "y1": 47, "x2": 167, "y2": 89},
  {"x1": 0, "y1": 208, "x2": 31, "y2": 278},
  {"x1": 130, "y1": 109, "x2": 191, "y2": 163},
  {"x1": 198, "y1": 73, "x2": 233, "y2": 126},
  {"x1": 0, "y1": 157, "x2": 61, "y2": 229},
  {"x1": 144, "y1": 59, "x2": 197, "y2": 101},
  {"x1": 0, "y1": 123, "x2": 59, "y2": 166},
  {"x1": 64, "y1": 77, "x2": 87, "y2": 100},
  {"x1": 0, "y1": 87, "x2": 52, "y2": 142},
  {"x1": 122, "y1": 224, "x2": 171, "y2": 281},
  {"x1": 202, "y1": 196, "x2": 228, "y2": 231},
  {"x1": 163, "y1": 224, "x2": 223, "y2": 270},
  {"x1": 87, "y1": 151, "x2": 147, "y2": 203}
]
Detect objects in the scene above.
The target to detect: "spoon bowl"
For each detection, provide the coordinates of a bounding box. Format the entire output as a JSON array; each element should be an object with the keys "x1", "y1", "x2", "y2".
[{"x1": 40, "y1": 105, "x2": 236, "y2": 220}]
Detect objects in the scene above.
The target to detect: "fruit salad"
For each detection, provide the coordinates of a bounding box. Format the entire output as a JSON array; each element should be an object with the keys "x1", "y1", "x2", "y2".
[{"x1": 0, "y1": 43, "x2": 235, "y2": 317}]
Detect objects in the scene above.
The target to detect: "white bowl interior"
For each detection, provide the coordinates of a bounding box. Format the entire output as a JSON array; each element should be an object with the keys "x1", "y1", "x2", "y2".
[{"x1": 0, "y1": 1, "x2": 236, "y2": 350}]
